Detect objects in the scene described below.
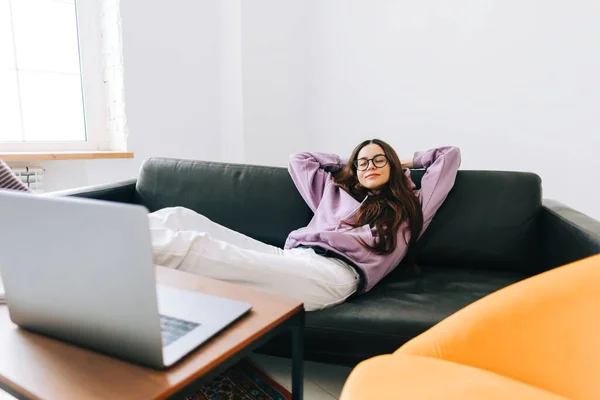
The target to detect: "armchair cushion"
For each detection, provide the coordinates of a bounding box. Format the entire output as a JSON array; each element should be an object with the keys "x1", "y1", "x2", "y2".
[{"x1": 341, "y1": 354, "x2": 565, "y2": 400}]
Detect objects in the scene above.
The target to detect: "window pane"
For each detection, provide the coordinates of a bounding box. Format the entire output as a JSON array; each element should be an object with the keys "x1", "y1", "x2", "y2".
[
  {"x1": 0, "y1": 71, "x2": 24, "y2": 141},
  {"x1": 19, "y1": 71, "x2": 85, "y2": 142},
  {"x1": 0, "y1": 0, "x2": 16, "y2": 70},
  {"x1": 12, "y1": 0, "x2": 81, "y2": 74}
]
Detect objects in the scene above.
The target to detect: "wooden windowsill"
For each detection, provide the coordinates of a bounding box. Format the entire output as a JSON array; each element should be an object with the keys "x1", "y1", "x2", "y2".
[{"x1": 0, "y1": 151, "x2": 134, "y2": 162}]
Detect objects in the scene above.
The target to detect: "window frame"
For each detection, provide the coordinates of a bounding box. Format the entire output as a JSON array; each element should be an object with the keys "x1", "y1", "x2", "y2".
[{"x1": 0, "y1": 0, "x2": 108, "y2": 153}]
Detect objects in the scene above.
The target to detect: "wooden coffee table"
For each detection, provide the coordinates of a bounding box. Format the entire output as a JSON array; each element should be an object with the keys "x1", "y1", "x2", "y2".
[{"x1": 0, "y1": 266, "x2": 305, "y2": 400}]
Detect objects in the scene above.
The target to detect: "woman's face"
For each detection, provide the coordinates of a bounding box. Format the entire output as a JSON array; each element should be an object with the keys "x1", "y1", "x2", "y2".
[{"x1": 356, "y1": 144, "x2": 391, "y2": 190}]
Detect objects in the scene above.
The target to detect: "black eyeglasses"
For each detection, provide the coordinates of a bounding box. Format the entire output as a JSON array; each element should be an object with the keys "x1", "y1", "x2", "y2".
[{"x1": 354, "y1": 154, "x2": 388, "y2": 171}]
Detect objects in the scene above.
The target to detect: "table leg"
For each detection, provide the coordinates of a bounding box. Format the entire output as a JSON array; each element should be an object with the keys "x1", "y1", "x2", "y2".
[{"x1": 291, "y1": 310, "x2": 304, "y2": 400}]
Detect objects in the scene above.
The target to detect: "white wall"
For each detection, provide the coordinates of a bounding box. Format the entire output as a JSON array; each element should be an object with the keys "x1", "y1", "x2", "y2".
[
  {"x1": 241, "y1": 0, "x2": 311, "y2": 166},
  {"x1": 219, "y1": 0, "x2": 245, "y2": 163},
  {"x1": 307, "y1": 0, "x2": 600, "y2": 219},
  {"x1": 34, "y1": 0, "x2": 231, "y2": 191},
  {"x1": 120, "y1": 0, "x2": 222, "y2": 163},
  {"x1": 38, "y1": 0, "x2": 311, "y2": 189},
  {"x1": 36, "y1": 0, "x2": 599, "y2": 220}
]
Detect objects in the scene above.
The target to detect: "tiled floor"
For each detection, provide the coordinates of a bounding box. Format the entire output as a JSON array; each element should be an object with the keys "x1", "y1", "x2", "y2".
[
  {"x1": 0, "y1": 353, "x2": 353, "y2": 400},
  {"x1": 249, "y1": 353, "x2": 354, "y2": 400}
]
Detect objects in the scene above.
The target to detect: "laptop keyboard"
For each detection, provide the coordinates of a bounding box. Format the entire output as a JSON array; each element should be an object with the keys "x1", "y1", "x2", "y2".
[{"x1": 160, "y1": 314, "x2": 201, "y2": 347}]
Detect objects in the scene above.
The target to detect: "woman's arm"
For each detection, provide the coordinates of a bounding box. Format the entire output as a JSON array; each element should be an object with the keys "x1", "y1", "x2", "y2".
[
  {"x1": 288, "y1": 152, "x2": 345, "y2": 212},
  {"x1": 412, "y1": 147, "x2": 461, "y2": 231}
]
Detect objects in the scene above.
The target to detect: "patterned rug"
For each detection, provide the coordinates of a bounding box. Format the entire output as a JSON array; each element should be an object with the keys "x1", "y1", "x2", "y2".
[{"x1": 185, "y1": 358, "x2": 291, "y2": 400}]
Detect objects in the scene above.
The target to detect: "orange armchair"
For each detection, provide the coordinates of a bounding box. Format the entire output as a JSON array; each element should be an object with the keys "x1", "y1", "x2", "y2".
[{"x1": 341, "y1": 254, "x2": 600, "y2": 399}]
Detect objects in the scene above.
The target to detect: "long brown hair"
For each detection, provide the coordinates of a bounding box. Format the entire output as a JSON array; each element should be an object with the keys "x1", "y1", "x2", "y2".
[{"x1": 333, "y1": 139, "x2": 423, "y2": 255}]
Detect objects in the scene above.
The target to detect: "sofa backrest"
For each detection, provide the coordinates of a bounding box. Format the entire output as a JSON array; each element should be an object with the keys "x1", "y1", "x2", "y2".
[
  {"x1": 410, "y1": 169, "x2": 542, "y2": 271},
  {"x1": 136, "y1": 158, "x2": 542, "y2": 271},
  {"x1": 135, "y1": 158, "x2": 312, "y2": 248}
]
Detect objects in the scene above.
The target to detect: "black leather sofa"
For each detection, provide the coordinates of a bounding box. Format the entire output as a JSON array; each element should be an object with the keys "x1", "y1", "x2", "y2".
[{"x1": 55, "y1": 157, "x2": 600, "y2": 366}]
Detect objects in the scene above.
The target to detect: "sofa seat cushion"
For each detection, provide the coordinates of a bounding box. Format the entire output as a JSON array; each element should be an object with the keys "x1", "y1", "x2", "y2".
[{"x1": 299, "y1": 266, "x2": 529, "y2": 362}]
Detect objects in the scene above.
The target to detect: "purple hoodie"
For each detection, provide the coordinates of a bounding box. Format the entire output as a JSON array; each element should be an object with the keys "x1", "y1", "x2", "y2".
[{"x1": 284, "y1": 147, "x2": 461, "y2": 293}]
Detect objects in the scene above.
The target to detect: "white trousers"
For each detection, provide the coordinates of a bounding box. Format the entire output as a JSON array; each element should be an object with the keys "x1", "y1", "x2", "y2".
[{"x1": 148, "y1": 207, "x2": 359, "y2": 311}]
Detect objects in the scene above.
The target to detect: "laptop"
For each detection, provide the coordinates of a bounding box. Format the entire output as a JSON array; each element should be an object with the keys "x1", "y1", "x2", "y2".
[{"x1": 0, "y1": 190, "x2": 252, "y2": 369}]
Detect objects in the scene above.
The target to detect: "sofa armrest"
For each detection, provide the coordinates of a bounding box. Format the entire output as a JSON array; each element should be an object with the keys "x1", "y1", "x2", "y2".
[
  {"x1": 44, "y1": 179, "x2": 138, "y2": 204},
  {"x1": 541, "y1": 199, "x2": 600, "y2": 271}
]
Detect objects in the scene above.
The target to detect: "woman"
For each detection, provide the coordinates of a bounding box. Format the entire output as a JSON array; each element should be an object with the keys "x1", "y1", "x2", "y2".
[{"x1": 150, "y1": 140, "x2": 461, "y2": 311}]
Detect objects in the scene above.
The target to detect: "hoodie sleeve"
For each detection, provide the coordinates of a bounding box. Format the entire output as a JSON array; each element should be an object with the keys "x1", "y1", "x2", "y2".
[
  {"x1": 413, "y1": 146, "x2": 461, "y2": 230},
  {"x1": 288, "y1": 152, "x2": 345, "y2": 212}
]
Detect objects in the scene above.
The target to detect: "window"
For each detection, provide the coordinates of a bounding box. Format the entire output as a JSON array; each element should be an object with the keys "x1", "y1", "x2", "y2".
[{"x1": 0, "y1": 0, "x2": 112, "y2": 152}]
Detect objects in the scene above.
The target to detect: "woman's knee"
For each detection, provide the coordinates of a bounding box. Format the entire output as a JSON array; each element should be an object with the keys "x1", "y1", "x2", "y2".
[{"x1": 151, "y1": 207, "x2": 213, "y2": 231}]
